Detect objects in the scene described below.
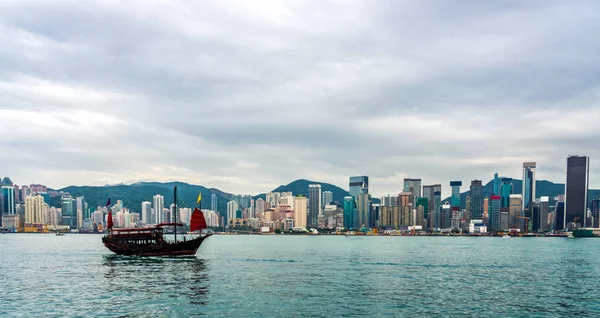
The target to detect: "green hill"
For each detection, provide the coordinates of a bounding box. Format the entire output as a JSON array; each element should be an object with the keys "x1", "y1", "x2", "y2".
[{"x1": 253, "y1": 179, "x2": 351, "y2": 205}]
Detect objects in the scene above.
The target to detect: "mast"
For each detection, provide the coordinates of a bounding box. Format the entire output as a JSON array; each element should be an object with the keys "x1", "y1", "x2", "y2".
[{"x1": 174, "y1": 186, "x2": 177, "y2": 243}]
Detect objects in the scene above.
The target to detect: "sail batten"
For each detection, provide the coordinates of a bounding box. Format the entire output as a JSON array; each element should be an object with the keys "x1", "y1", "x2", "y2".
[{"x1": 190, "y1": 208, "x2": 208, "y2": 232}]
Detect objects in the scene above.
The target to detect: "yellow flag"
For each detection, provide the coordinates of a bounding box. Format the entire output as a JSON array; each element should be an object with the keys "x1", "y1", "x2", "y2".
[{"x1": 197, "y1": 193, "x2": 202, "y2": 204}]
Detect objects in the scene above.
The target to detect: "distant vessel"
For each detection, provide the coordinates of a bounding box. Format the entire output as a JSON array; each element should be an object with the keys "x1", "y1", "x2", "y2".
[
  {"x1": 102, "y1": 187, "x2": 211, "y2": 257},
  {"x1": 55, "y1": 232, "x2": 65, "y2": 236},
  {"x1": 572, "y1": 228, "x2": 600, "y2": 238},
  {"x1": 502, "y1": 234, "x2": 510, "y2": 239}
]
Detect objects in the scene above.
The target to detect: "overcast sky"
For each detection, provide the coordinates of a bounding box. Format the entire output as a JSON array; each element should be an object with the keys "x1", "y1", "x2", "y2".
[{"x1": 1, "y1": 0, "x2": 599, "y2": 197}]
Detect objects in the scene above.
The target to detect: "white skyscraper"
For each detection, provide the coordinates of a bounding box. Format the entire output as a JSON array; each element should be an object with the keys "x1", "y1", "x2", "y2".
[
  {"x1": 293, "y1": 196, "x2": 308, "y2": 229},
  {"x1": 308, "y1": 185, "x2": 322, "y2": 228},
  {"x1": 25, "y1": 195, "x2": 44, "y2": 224},
  {"x1": 227, "y1": 200, "x2": 239, "y2": 221},
  {"x1": 153, "y1": 194, "x2": 164, "y2": 224},
  {"x1": 141, "y1": 201, "x2": 152, "y2": 224}
]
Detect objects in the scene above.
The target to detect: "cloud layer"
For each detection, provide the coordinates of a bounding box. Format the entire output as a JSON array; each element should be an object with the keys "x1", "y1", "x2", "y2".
[{"x1": 1, "y1": 0, "x2": 599, "y2": 196}]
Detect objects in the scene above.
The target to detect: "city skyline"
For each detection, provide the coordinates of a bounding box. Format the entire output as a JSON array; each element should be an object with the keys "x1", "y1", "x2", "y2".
[{"x1": 1, "y1": 2, "x2": 600, "y2": 197}]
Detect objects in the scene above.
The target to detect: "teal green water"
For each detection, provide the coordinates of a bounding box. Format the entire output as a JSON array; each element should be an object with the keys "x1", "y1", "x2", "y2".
[{"x1": 1, "y1": 234, "x2": 600, "y2": 317}]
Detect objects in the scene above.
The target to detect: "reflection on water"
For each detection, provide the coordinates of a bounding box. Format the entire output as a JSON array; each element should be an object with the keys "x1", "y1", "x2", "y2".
[{"x1": 102, "y1": 255, "x2": 210, "y2": 308}]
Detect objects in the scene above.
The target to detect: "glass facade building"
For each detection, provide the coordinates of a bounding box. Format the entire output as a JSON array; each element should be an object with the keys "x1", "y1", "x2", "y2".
[
  {"x1": 500, "y1": 178, "x2": 513, "y2": 209},
  {"x1": 564, "y1": 155, "x2": 589, "y2": 229},
  {"x1": 343, "y1": 196, "x2": 354, "y2": 230},
  {"x1": 469, "y1": 180, "x2": 483, "y2": 220},
  {"x1": 522, "y1": 162, "x2": 536, "y2": 221},
  {"x1": 450, "y1": 181, "x2": 462, "y2": 209},
  {"x1": 489, "y1": 195, "x2": 501, "y2": 232}
]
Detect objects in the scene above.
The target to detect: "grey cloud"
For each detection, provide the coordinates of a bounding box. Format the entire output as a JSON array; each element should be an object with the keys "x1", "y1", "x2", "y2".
[{"x1": 1, "y1": 0, "x2": 600, "y2": 196}]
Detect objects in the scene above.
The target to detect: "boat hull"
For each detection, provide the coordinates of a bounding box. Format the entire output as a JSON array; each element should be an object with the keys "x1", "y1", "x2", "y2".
[{"x1": 102, "y1": 234, "x2": 211, "y2": 257}]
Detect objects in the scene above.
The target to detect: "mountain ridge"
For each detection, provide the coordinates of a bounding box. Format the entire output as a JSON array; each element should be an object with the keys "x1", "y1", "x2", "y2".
[{"x1": 48, "y1": 178, "x2": 600, "y2": 214}]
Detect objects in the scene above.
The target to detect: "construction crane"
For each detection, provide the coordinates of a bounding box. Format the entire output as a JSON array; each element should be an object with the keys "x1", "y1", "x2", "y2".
[{"x1": 516, "y1": 216, "x2": 530, "y2": 234}]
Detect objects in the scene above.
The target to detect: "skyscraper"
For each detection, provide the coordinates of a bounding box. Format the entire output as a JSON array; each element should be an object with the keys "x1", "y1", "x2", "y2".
[
  {"x1": 564, "y1": 155, "x2": 589, "y2": 229},
  {"x1": 308, "y1": 184, "x2": 322, "y2": 228},
  {"x1": 509, "y1": 194, "x2": 523, "y2": 231},
  {"x1": 61, "y1": 194, "x2": 76, "y2": 229},
  {"x1": 538, "y1": 196, "x2": 550, "y2": 231},
  {"x1": 592, "y1": 198, "x2": 600, "y2": 228},
  {"x1": 322, "y1": 191, "x2": 333, "y2": 206},
  {"x1": 450, "y1": 181, "x2": 462, "y2": 216},
  {"x1": 469, "y1": 180, "x2": 483, "y2": 220},
  {"x1": 349, "y1": 176, "x2": 368, "y2": 198},
  {"x1": 153, "y1": 194, "x2": 165, "y2": 224},
  {"x1": 1, "y1": 186, "x2": 15, "y2": 215},
  {"x1": 489, "y1": 195, "x2": 501, "y2": 232},
  {"x1": 227, "y1": 200, "x2": 238, "y2": 222},
  {"x1": 522, "y1": 162, "x2": 536, "y2": 220},
  {"x1": 25, "y1": 195, "x2": 44, "y2": 224},
  {"x1": 293, "y1": 196, "x2": 308, "y2": 229},
  {"x1": 141, "y1": 201, "x2": 152, "y2": 224},
  {"x1": 423, "y1": 185, "x2": 437, "y2": 227},
  {"x1": 416, "y1": 197, "x2": 428, "y2": 227},
  {"x1": 500, "y1": 178, "x2": 513, "y2": 209},
  {"x1": 404, "y1": 178, "x2": 422, "y2": 201},
  {"x1": 493, "y1": 173, "x2": 500, "y2": 195},
  {"x1": 433, "y1": 188, "x2": 442, "y2": 230},
  {"x1": 343, "y1": 196, "x2": 354, "y2": 229},
  {"x1": 211, "y1": 194, "x2": 217, "y2": 212},
  {"x1": 356, "y1": 193, "x2": 371, "y2": 228},
  {"x1": 255, "y1": 198, "x2": 265, "y2": 216}
]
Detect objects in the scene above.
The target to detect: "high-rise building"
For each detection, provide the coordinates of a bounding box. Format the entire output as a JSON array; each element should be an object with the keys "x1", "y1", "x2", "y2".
[
  {"x1": 61, "y1": 194, "x2": 76, "y2": 229},
  {"x1": 25, "y1": 195, "x2": 44, "y2": 224},
  {"x1": 592, "y1": 198, "x2": 600, "y2": 228},
  {"x1": 433, "y1": 188, "x2": 442, "y2": 230},
  {"x1": 308, "y1": 184, "x2": 322, "y2": 228},
  {"x1": 343, "y1": 196, "x2": 354, "y2": 229},
  {"x1": 509, "y1": 194, "x2": 523, "y2": 231},
  {"x1": 469, "y1": 180, "x2": 483, "y2": 221},
  {"x1": 423, "y1": 185, "x2": 436, "y2": 227},
  {"x1": 322, "y1": 191, "x2": 333, "y2": 206},
  {"x1": 356, "y1": 193, "x2": 371, "y2": 228},
  {"x1": 381, "y1": 194, "x2": 396, "y2": 207},
  {"x1": 534, "y1": 196, "x2": 550, "y2": 232},
  {"x1": 211, "y1": 194, "x2": 217, "y2": 212},
  {"x1": 404, "y1": 178, "x2": 422, "y2": 202},
  {"x1": 293, "y1": 196, "x2": 308, "y2": 229},
  {"x1": 450, "y1": 181, "x2": 462, "y2": 220},
  {"x1": 523, "y1": 162, "x2": 537, "y2": 220},
  {"x1": 255, "y1": 198, "x2": 265, "y2": 216},
  {"x1": 564, "y1": 155, "x2": 589, "y2": 229},
  {"x1": 555, "y1": 201, "x2": 565, "y2": 231},
  {"x1": 152, "y1": 194, "x2": 164, "y2": 224},
  {"x1": 1, "y1": 186, "x2": 15, "y2": 215},
  {"x1": 141, "y1": 201, "x2": 152, "y2": 224},
  {"x1": 416, "y1": 197, "x2": 428, "y2": 227},
  {"x1": 493, "y1": 173, "x2": 500, "y2": 195},
  {"x1": 441, "y1": 202, "x2": 451, "y2": 229},
  {"x1": 500, "y1": 178, "x2": 513, "y2": 209},
  {"x1": 398, "y1": 192, "x2": 414, "y2": 226},
  {"x1": 227, "y1": 200, "x2": 238, "y2": 222},
  {"x1": 489, "y1": 195, "x2": 501, "y2": 232},
  {"x1": 349, "y1": 176, "x2": 369, "y2": 198}
]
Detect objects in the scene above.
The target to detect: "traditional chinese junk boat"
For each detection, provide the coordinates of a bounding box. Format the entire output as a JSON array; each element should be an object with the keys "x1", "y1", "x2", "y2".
[{"x1": 102, "y1": 187, "x2": 211, "y2": 257}]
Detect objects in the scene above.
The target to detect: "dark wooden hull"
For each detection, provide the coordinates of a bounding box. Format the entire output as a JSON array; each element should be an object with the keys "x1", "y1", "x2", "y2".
[{"x1": 102, "y1": 234, "x2": 211, "y2": 257}]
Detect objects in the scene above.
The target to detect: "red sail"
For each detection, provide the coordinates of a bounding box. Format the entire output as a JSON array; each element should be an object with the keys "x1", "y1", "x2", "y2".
[
  {"x1": 190, "y1": 208, "x2": 207, "y2": 232},
  {"x1": 107, "y1": 211, "x2": 114, "y2": 230}
]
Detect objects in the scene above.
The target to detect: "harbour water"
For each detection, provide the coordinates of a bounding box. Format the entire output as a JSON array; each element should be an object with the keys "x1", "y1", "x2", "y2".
[{"x1": 1, "y1": 234, "x2": 600, "y2": 317}]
